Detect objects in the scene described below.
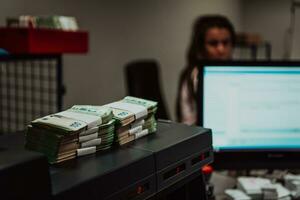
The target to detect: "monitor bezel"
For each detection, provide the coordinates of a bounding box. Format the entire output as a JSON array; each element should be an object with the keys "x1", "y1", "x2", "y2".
[{"x1": 196, "y1": 60, "x2": 300, "y2": 169}]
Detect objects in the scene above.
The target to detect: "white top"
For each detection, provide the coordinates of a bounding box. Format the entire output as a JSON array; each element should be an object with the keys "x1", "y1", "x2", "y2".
[{"x1": 179, "y1": 67, "x2": 198, "y2": 125}]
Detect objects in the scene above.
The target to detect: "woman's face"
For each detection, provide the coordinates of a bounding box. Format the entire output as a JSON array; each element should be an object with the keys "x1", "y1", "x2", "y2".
[{"x1": 203, "y1": 27, "x2": 233, "y2": 60}]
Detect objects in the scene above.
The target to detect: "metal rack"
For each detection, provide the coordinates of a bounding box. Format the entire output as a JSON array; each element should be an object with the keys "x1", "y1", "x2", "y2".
[{"x1": 0, "y1": 54, "x2": 63, "y2": 134}]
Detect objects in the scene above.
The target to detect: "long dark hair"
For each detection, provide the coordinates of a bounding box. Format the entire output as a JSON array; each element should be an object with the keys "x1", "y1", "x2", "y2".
[{"x1": 176, "y1": 15, "x2": 236, "y2": 122}]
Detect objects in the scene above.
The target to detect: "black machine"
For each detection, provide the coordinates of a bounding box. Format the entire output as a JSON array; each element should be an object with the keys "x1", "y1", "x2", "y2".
[
  {"x1": 128, "y1": 121, "x2": 213, "y2": 199},
  {"x1": 197, "y1": 60, "x2": 300, "y2": 169},
  {"x1": 51, "y1": 147, "x2": 156, "y2": 200},
  {"x1": 0, "y1": 121, "x2": 213, "y2": 200},
  {"x1": 53, "y1": 121, "x2": 213, "y2": 200}
]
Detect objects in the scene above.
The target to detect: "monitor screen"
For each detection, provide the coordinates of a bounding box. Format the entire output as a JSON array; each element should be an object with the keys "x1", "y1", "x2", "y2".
[{"x1": 197, "y1": 61, "x2": 300, "y2": 169}]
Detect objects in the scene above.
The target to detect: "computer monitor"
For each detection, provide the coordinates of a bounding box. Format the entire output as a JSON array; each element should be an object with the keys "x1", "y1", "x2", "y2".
[{"x1": 197, "y1": 61, "x2": 300, "y2": 169}]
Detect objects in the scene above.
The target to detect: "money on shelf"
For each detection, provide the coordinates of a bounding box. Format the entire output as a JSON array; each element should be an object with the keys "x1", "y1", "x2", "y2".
[{"x1": 7, "y1": 15, "x2": 79, "y2": 31}]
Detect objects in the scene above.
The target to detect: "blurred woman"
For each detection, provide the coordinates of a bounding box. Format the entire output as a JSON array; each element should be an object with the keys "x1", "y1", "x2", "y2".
[{"x1": 176, "y1": 15, "x2": 236, "y2": 125}]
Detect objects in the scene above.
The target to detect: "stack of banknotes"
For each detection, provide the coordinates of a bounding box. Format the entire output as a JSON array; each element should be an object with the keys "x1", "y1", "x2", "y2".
[
  {"x1": 25, "y1": 105, "x2": 114, "y2": 164},
  {"x1": 25, "y1": 96, "x2": 157, "y2": 164},
  {"x1": 105, "y1": 96, "x2": 157, "y2": 145}
]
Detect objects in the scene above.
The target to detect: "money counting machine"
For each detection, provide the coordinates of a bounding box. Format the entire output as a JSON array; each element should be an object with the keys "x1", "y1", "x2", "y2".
[
  {"x1": 128, "y1": 121, "x2": 213, "y2": 197},
  {"x1": 0, "y1": 121, "x2": 212, "y2": 200}
]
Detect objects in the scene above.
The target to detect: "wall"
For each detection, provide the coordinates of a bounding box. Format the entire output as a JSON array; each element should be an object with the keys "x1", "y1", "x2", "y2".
[
  {"x1": 242, "y1": 0, "x2": 300, "y2": 59},
  {"x1": 0, "y1": 0, "x2": 242, "y2": 120}
]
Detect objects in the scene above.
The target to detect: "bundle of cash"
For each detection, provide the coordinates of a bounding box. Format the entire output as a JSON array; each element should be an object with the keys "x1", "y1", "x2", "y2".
[
  {"x1": 25, "y1": 105, "x2": 114, "y2": 164},
  {"x1": 225, "y1": 189, "x2": 251, "y2": 200},
  {"x1": 7, "y1": 15, "x2": 79, "y2": 31},
  {"x1": 106, "y1": 96, "x2": 157, "y2": 145},
  {"x1": 237, "y1": 177, "x2": 271, "y2": 199},
  {"x1": 121, "y1": 96, "x2": 158, "y2": 134},
  {"x1": 262, "y1": 184, "x2": 278, "y2": 200},
  {"x1": 26, "y1": 114, "x2": 85, "y2": 163},
  {"x1": 96, "y1": 119, "x2": 115, "y2": 151},
  {"x1": 262, "y1": 183, "x2": 291, "y2": 200},
  {"x1": 284, "y1": 174, "x2": 300, "y2": 199},
  {"x1": 73, "y1": 105, "x2": 115, "y2": 154}
]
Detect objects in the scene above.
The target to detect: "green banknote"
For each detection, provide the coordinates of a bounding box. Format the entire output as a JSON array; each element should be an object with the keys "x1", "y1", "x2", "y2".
[
  {"x1": 70, "y1": 105, "x2": 113, "y2": 124},
  {"x1": 32, "y1": 115, "x2": 86, "y2": 134},
  {"x1": 122, "y1": 96, "x2": 157, "y2": 110}
]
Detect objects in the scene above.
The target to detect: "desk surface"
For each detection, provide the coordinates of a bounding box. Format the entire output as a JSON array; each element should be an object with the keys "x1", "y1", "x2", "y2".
[
  {"x1": 130, "y1": 122, "x2": 210, "y2": 151},
  {"x1": 129, "y1": 121, "x2": 212, "y2": 170},
  {"x1": 50, "y1": 147, "x2": 155, "y2": 198},
  {"x1": 0, "y1": 133, "x2": 52, "y2": 200},
  {"x1": 0, "y1": 132, "x2": 45, "y2": 169}
]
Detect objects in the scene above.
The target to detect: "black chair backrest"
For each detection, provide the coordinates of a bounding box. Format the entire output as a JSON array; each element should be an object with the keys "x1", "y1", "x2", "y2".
[{"x1": 125, "y1": 60, "x2": 169, "y2": 120}]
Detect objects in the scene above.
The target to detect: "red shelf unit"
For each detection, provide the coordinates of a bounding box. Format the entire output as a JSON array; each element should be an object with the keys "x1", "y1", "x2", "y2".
[{"x1": 0, "y1": 27, "x2": 88, "y2": 54}]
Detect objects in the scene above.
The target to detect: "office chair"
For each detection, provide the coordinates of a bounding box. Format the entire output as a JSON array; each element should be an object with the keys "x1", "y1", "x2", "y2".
[{"x1": 124, "y1": 59, "x2": 170, "y2": 120}]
